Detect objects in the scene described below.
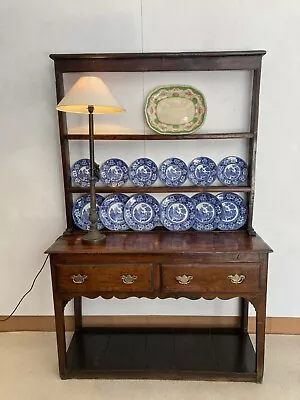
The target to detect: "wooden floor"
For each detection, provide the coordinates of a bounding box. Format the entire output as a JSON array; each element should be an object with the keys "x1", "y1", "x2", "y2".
[{"x1": 66, "y1": 327, "x2": 256, "y2": 381}]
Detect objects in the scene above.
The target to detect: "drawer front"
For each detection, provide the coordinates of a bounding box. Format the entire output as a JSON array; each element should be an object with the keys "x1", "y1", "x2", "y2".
[
  {"x1": 161, "y1": 263, "x2": 260, "y2": 293},
  {"x1": 57, "y1": 264, "x2": 153, "y2": 292}
]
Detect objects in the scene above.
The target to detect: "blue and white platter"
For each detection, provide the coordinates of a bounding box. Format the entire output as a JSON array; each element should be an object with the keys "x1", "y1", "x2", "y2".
[
  {"x1": 188, "y1": 157, "x2": 217, "y2": 186},
  {"x1": 217, "y1": 156, "x2": 248, "y2": 186},
  {"x1": 191, "y1": 193, "x2": 223, "y2": 231},
  {"x1": 71, "y1": 158, "x2": 92, "y2": 187},
  {"x1": 159, "y1": 158, "x2": 188, "y2": 187},
  {"x1": 99, "y1": 194, "x2": 129, "y2": 231},
  {"x1": 129, "y1": 158, "x2": 158, "y2": 187},
  {"x1": 124, "y1": 194, "x2": 160, "y2": 231},
  {"x1": 72, "y1": 194, "x2": 104, "y2": 231},
  {"x1": 216, "y1": 192, "x2": 248, "y2": 230},
  {"x1": 100, "y1": 158, "x2": 129, "y2": 187},
  {"x1": 160, "y1": 194, "x2": 195, "y2": 231}
]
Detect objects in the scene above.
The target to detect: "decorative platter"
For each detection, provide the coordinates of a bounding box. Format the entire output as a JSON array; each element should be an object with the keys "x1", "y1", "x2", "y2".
[
  {"x1": 99, "y1": 194, "x2": 129, "y2": 231},
  {"x1": 159, "y1": 157, "x2": 188, "y2": 187},
  {"x1": 191, "y1": 193, "x2": 223, "y2": 231},
  {"x1": 145, "y1": 85, "x2": 207, "y2": 134},
  {"x1": 217, "y1": 156, "x2": 248, "y2": 186},
  {"x1": 129, "y1": 158, "x2": 158, "y2": 187},
  {"x1": 160, "y1": 194, "x2": 195, "y2": 231},
  {"x1": 100, "y1": 158, "x2": 129, "y2": 187},
  {"x1": 124, "y1": 194, "x2": 160, "y2": 231},
  {"x1": 72, "y1": 194, "x2": 104, "y2": 231},
  {"x1": 188, "y1": 157, "x2": 217, "y2": 186},
  {"x1": 216, "y1": 192, "x2": 248, "y2": 230},
  {"x1": 71, "y1": 158, "x2": 92, "y2": 187}
]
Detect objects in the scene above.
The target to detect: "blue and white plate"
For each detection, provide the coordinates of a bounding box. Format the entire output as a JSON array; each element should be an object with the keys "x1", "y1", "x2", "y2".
[
  {"x1": 160, "y1": 194, "x2": 195, "y2": 231},
  {"x1": 159, "y1": 158, "x2": 188, "y2": 186},
  {"x1": 71, "y1": 158, "x2": 93, "y2": 187},
  {"x1": 217, "y1": 156, "x2": 248, "y2": 186},
  {"x1": 99, "y1": 194, "x2": 129, "y2": 231},
  {"x1": 124, "y1": 194, "x2": 160, "y2": 231},
  {"x1": 191, "y1": 193, "x2": 223, "y2": 231},
  {"x1": 100, "y1": 158, "x2": 129, "y2": 187},
  {"x1": 188, "y1": 157, "x2": 217, "y2": 186},
  {"x1": 72, "y1": 194, "x2": 104, "y2": 231},
  {"x1": 216, "y1": 192, "x2": 248, "y2": 230},
  {"x1": 129, "y1": 158, "x2": 158, "y2": 187}
]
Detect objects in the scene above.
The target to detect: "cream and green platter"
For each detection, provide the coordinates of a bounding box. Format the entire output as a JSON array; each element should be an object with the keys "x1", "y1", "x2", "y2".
[{"x1": 145, "y1": 85, "x2": 207, "y2": 135}]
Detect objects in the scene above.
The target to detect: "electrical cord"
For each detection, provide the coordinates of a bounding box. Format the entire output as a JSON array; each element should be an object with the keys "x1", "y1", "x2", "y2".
[{"x1": 0, "y1": 255, "x2": 49, "y2": 322}]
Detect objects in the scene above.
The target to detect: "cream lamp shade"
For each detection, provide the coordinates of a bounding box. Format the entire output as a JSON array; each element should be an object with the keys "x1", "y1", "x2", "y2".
[{"x1": 56, "y1": 76, "x2": 125, "y2": 114}]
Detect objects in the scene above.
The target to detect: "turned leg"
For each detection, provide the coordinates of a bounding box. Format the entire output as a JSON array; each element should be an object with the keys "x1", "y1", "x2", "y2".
[
  {"x1": 74, "y1": 297, "x2": 83, "y2": 330},
  {"x1": 255, "y1": 293, "x2": 267, "y2": 383},
  {"x1": 53, "y1": 295, "x2": 67, "y2": 378},
  {"x1": 240, "y1": 298, "x2": 249, "y2": 333}
]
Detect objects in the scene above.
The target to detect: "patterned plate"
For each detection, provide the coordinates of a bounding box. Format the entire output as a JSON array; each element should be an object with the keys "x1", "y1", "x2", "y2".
[
  {"x1": 99, "y1": 194, "x2": 129, "y2": 231},
  {"x1": 160, "y1": 194, "x2": 195, "y2": 231},
  {"x1": 191, "y1": 193, "x2": 223, "y2": 231},
  {"x1": 216, "y1": 192, "x2": 248, "y2": 230},
  {"x1": 129, "y1": 158, "x2": 158, "y2": 187},
  {"x1": 145, "y1": 85, "x2": 207, "y2": 134},
  {"x1": 217, "y1": 156, "x2": 248, "y2": 186},
  {"x1": 71, "y1": 158, "x2": 92, "y2": 187},
  {"x1": 124, "y1": 194, "x2": 160, "y2": 231},
  {"x1": 188, "y1": 157, "x2": 217, "y2": 186},
  {"x1": 159, "y1": 158, "x2": 188, "y2": 187},
  {"x1": 100, "y1": 158, "x2": 129, "y2": 187},
  {"x1": 72, "y1": 194, "x2": 104, "y2": 231}
]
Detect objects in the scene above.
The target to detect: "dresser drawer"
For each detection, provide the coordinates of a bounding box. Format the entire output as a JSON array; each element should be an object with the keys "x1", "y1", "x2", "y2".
[
  {"x1": 161, "y1": 264, "x2": 260, "y2": 293},
  {"x1": 56, "y1": 264, "x2": 153, "y2": 292}
]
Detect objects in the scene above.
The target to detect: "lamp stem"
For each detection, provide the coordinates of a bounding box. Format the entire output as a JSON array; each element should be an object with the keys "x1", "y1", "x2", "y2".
[{"x1": 82, "y1": 105, "x2": 106, "y2": 244}]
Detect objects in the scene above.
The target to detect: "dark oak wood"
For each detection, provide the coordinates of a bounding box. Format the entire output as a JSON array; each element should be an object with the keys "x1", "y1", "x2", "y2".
[
  {"x1": 65, "y1": 132, "x2": 254, "y2": 141},
  {"x1": 54, "y1": 66, "x2": 73, "y2": 229},
  {"x1": 57, "y1": 263, "x2": 154, "y2": 293},
  {"x1": 69, "y1": 185, "x2": 251, "y2": 194},
  {"x1": 64, "y1": 327, "x2": 256, "y2": 381},
  {"x1": 50, "y1": 51, "x2": 265, "y2": 73},
  {"x1": 48, "y1": 51, "x2": 271, "y2": 383},
  {"x1": 47, "y1": 231, "x2": 271, "y2": 382},
  {"x1": 50, "y1": 51, "x2": 266, "y2": 60},
  {"x1": 247, "y1": 68, "x2": 262, "y2": 234},
  {"x1": 240, "y1": 298, "x2": 249, "y2": 333},
  {"x1": 161, "y1": 263, "x2": 260, "y2": 293},
  {"x1": 74, "y1": 297, "x2": 82, "y2": 330},
  {"x1": 46, "y1": 231, "x2": 272, "y2": 255}
]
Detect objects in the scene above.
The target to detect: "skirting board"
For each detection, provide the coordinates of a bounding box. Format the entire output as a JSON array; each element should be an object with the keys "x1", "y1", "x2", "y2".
[{"x1": 0, "y1": 316, "x2": 299, "y2": 334}]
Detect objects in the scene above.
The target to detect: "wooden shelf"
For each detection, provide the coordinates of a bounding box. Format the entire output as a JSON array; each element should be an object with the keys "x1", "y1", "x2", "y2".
[
  {"x1": 65, "y1": 132, "x2": 254, "y2": 141},
  {"x1": 64, "y1": 327, "x2": 256, "y2": 381},
  {"x1": 69, "y1": 186, "x2": 251, "y2": 194}
]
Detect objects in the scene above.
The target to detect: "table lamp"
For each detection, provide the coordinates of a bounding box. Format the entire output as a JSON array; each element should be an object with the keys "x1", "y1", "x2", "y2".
[{"x1": 56, "y1": 76, "x2": 125, "y2": 243}]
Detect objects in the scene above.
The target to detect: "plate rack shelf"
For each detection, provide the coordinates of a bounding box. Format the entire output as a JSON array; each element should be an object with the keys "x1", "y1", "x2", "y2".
[{"x1": 50, "y1": 50, "x2": 265, "y2": 235}]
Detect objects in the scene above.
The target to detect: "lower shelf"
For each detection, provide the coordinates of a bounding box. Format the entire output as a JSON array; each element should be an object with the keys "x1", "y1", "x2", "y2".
[{"x1": 65, "y1": 327, "x2": 257, "y2": 381}]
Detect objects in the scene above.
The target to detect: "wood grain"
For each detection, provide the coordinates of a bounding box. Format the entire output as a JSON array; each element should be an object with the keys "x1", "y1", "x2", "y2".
[{"x1": 161, "y1": 263, "x2": 260, "y2": 293}]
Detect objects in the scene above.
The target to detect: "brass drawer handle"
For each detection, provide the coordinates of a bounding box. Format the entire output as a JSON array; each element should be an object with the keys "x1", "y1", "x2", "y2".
[
  {"x1": 227, "y1": 274, "x2": 246, "y2": 284},
  {"x1": 71, "y1": 274, "x2": 87, "y2": 284},
  {"x1": 176, "y1": 275, "x2": 193, "y2": 285},
  {"x1": 121, "y1": 274, "x2": 137, "y2": 285}
]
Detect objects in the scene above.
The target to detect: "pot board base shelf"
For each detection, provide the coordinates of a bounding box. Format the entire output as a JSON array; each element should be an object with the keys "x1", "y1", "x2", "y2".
[{"x1": 64, "y1": 327, "x2": 256, "y2": 382}]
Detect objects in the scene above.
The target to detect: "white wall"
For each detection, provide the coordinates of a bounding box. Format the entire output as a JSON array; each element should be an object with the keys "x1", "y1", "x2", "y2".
[{"x1": 0, "y1": 0, "x2": 299, "y2": 318}]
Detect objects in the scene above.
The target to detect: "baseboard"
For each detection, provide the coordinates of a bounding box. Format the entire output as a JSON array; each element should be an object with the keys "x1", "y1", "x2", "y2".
[{"x1": 0, "y1": 315, "x2": 299, "y2": 334}]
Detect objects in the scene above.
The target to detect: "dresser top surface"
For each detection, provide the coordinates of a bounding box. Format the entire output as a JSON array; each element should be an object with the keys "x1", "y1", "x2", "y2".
[{"x1": 45, "y1": 231, "x2": 272, "y2": 255}]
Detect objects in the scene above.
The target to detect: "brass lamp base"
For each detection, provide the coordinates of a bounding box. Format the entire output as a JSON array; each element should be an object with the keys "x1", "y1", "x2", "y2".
[{"x1": 82, "y1": 229, "x2": 106, "y2": 244}]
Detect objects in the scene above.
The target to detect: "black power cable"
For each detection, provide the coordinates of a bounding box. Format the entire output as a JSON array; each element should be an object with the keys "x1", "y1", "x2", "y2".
[{"x1": 0, "y1": 255, "x2": 49, "y2": 322}]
